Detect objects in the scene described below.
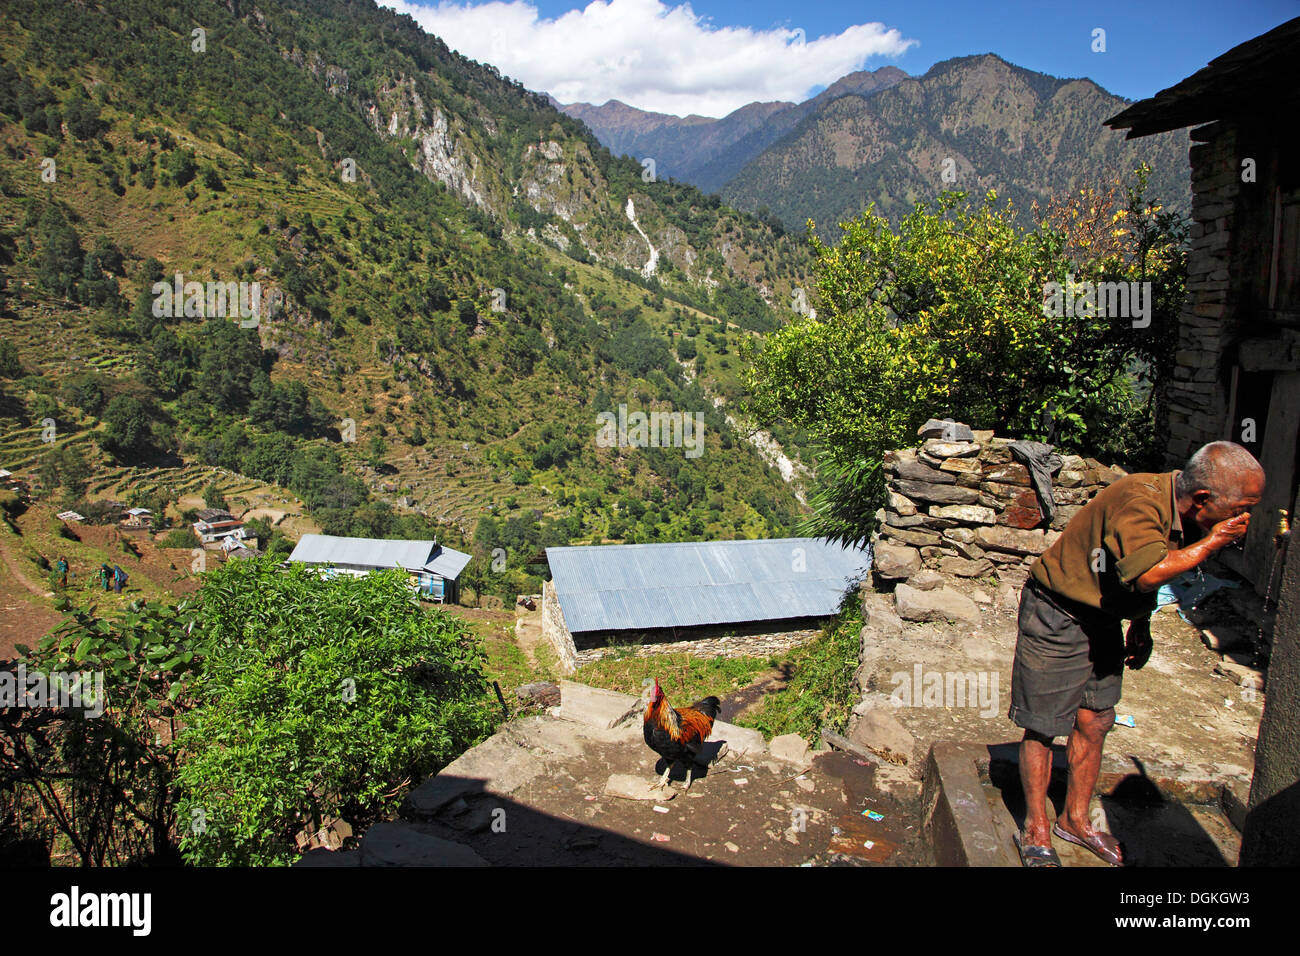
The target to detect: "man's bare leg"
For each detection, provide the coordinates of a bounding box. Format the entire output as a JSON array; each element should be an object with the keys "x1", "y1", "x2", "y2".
[
  {"x1": 1019, "y1": 729, "x2": 1055, "y2": 845},
  {"x1": 1058, "y1": 706, "x2": 1121, "y2": 859}
]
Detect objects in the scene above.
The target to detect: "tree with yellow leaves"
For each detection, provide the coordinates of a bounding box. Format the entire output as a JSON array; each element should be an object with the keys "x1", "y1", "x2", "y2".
[{"x1": 744, "y1": 166, "x2": 1186, "y2": 545}]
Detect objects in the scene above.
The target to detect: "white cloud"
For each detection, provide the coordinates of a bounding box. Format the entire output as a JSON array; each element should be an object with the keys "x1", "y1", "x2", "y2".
[{"x1": 380, "y1": 0, "x2": 916, "y2": 117}]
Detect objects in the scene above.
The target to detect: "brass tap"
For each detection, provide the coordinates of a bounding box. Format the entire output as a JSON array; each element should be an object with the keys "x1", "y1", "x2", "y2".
[{"x1": 1277, "y1": 509, "x2": 1291, "y2": 548}]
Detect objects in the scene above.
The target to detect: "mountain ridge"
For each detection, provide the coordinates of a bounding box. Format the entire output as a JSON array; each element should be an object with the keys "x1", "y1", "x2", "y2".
[
  {"x1": 558, "y1": 54, "x2": 1188, "y2": 229},
  {"x1": 559, "y1": 66, "x2": 908, "y2": 192}
]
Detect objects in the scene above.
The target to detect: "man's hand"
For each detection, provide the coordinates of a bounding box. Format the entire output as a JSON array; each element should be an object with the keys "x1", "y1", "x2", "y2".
[
  {"x1": 1207, "y1": 512, "x2": 1251, "y2": 551},
  {"x1": 1125, "y1": 617, "x2": 1152, "y2": 670},
  {"x1": 1135, "y1": 512, "x2": 1253, "y2": 593}
]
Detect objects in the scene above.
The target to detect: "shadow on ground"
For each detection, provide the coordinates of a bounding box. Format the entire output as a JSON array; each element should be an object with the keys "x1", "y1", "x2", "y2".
[{"x1": 987, "y1": 743, "x2": 1236, "y2": 867}]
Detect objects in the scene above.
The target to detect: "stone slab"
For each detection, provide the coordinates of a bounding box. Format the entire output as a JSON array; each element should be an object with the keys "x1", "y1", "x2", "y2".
[
  {"x1": 894, "y1": 583, "x2": 981, "y2": 624},
  {"x1": 873, "y1": 542, "x2": 922, "y2": 579},
  {"x1": 407, "y1": 734, "x2": 544, "y2": 814},
  {"x1": 918, "y1": 418, "x2": 975, "y2": 441},
  {"x1": 939, "y1": 457, "x2": 983, "y2": 476},
  {"x1": 769, "y1": 733, "x2": 811, "y2": 765},
  {"x1": 906, "y1": 569, "x2": 946, "y2": 591},
  {"x1": 605, "y1": 774, "x2": 675, "y2": 801},
  {"x1": 923, "y1": 439, "x2": 981, "y2": 459},
  {"x1": 880, "y1": 524, "x2": 944, "y2": 547},
  {"x1": 359, "y1": 823, "x2": 488, "y2": 867},
  {"x1": 707, "y1": 720, "x2": 767, "y2": 757},
  {"x1": 895, "y1": 460, "x2": 956, "y2": 484},
  {"x1": 931, "y1": 504, "x2": 996, "y2": 525},
  {"x1": 922, "y1": 743, "x2": 1016, "y2": 867},
  {"x1": 981, "y1": 463, "x2": 1032, "y2": 486},
  {"x1": 894, "y1": 479, "x2": 981, "y2": 506},
  {"x1": 559, "y1": 680, "x2": 642, "y2": 729},
  {"x1": 849, "y1": 696, "x2": 916, "y2": 764},
  {"x1": 936, "y1": 556, "x2": 995, "y2": 578},
  {"x1": 887, "y1": 490, "x2": 918, "y2": 515},
  {"x1": 975, "y1": 526, "x2": 1057, "y2": 556}
]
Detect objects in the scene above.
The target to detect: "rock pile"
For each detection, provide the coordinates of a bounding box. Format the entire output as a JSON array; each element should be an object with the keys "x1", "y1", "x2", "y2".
[{"x1": 872, "y1": 421, "x2": 1127, "y2": 591}]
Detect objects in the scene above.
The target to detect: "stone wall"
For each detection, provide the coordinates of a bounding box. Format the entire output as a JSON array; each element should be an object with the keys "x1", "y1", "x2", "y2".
[
  {"x1": 1164, "y1": 125, "x2": 1243, "y2": 467},
  {"x1": 540, "y1": 579, "x2": 579, "y2": 675},
  {"x1": 872, "y1": 426, "x2": 1127, "y2": 591},
  {"x1": 573, "y1": 627, "x2": 819, "y2": 668}
]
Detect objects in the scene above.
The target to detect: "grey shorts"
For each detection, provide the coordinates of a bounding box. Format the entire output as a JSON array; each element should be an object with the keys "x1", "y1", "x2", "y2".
[{"x1": 1007, "y1": 578, "x2": 1125, "y2": 739}]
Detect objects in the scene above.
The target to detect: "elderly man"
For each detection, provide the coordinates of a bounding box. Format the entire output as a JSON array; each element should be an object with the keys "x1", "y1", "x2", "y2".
[{"x1": 1010, "y1": 441, "x2": 1265, "y2": 866}]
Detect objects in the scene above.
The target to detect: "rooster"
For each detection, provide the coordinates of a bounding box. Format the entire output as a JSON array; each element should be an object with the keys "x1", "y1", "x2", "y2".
[{"x1": 642, "y1": 678, "x2": 723, "y2": 791}]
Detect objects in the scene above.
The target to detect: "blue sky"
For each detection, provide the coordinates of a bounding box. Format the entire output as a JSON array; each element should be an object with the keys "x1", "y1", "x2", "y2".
[{"x1": 385, "y1": 0, "x2": 1297, "y2": 115}]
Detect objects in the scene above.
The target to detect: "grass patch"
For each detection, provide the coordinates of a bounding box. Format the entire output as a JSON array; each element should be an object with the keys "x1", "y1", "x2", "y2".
[
  {"x1": 574, "y1": 647, "x2": 772, "y2": 709},
  {"x1": 735, "y1": 601, "x2": 862, "y2": 744},
  {"x1": 444, "y1": 606, "x2": 558, "y2": 716},
  {"x1": 479, "y1": 623, "x2": 555, "y2": 705}
]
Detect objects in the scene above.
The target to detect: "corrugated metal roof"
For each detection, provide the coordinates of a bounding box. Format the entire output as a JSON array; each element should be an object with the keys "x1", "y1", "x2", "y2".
[
  {"x1": 426, "y1": 547, "x2": 472, "y2": 580},
  {"x1": 546, "y1": 537, "x2": 871, "y2": 633},
  {"x1": 288, "y1": 534, "x2": 471, "y2": 580}
]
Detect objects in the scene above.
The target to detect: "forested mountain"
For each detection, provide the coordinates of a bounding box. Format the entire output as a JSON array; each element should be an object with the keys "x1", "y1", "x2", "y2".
[
  {"x1": 562, "y1": 66, "x2": 907, "y2": 193},
  {"x1": 561, "y1": 55, "x2": 1188, "y2": 232},
  {"x1": 722, "y1": 54, "x2": 1190, "y2": 230},
  {"x1": 0, "y1": 0, "x2": 815, "y2": 598}
]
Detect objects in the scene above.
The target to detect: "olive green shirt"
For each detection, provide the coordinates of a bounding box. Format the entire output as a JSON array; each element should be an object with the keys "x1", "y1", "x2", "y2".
[{"x1": 1030, "y1": 471, "x2": 1187, "y2": 620}]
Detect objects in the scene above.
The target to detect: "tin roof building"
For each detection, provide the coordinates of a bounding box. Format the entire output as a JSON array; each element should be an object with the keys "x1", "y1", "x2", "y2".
[
  {"x1": 540, "y1": 537, "x2": 870, "y2": 667},
  {"x1": 287, "y1": 534, "x2": 471, "y2": 603}
]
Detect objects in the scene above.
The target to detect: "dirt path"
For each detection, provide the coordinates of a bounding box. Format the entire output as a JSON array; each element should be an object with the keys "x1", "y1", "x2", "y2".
[
  {"x1": 384, "y1": 705, "x2": 932, "y2": 867},
  {"x1": 717, "y1": 666, "x2": 792, "y2": 721},
  {"x1": 512, "y1": 605, "x2": 544, "y2": 665},
  {"x1": 0, "y1": 539, "x2": 51, "y2": 597},
  {"x1": 0, "y1": 540, "x2": 62, "y2": 659}
]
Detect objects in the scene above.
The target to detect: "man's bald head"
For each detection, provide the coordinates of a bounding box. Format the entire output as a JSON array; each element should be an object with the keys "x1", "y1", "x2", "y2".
[
  {"x1": 1176, "y1": 442, "x2": 1264, "y2": 502},
  {"x1": 1175, "y1": 442, "x2": 1265, "y2": 534}
]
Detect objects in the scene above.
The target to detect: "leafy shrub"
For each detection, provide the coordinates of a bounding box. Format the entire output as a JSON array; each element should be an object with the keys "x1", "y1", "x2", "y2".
[
  {"x1": 175, "y1": 560, "x2": 498, "y2": 865},
  {"x1": 747, "y1": 172, "x2": 1186, "y2": 545},
  {"x1": 1, "y1": 597, "x2": 203, "y2": 865},
  {"x1": 158, "y1": 528, "x2": 198, "y2": 549}
]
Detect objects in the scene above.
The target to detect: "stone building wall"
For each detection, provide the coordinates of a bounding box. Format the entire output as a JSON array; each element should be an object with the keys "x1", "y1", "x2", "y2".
[
  {"x1": 572, "y1": 627, "x2": 819, "y2": 668},
  {"x1": 1164, "y1": 125, "x2": 1243, "y2": 467},
  {"x1": 872, "y1": 430, "x2": 1127, "y2": 591},
  {"x1": 540, "y1": 579, "x2": 579, "y2": 675}
]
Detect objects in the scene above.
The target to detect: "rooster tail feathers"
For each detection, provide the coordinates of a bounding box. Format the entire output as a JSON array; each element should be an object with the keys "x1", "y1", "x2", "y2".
[{"x1": 689, "y1": 696, "x2": 722, "y2": 720}]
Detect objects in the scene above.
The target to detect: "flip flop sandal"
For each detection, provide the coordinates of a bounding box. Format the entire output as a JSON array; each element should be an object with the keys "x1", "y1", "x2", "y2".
[
  {"x1": 1014, "y1": 831, "x2": 1061, "y2": 868},
  {"x1": 1053, "y1": 822, "x2": 1123, "y2": 866}
]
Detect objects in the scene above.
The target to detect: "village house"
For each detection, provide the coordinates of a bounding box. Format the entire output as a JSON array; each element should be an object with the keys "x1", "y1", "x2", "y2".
[
  {"x1": 120, "y1": 507, "x2": 153, "y2": 530},
  {"x1": 221, "y1": 536, "x2": 261, "y2": 560},
  {"x1": 192, "y1": 508, "x2": 252, "y2": 549},
  {"x1": 541, "y1": 537, "x2": 871, "y2": 670},
  {"x1": 286, "y1": 533, "x2": 471, "y2": 603},
  {"x1": 1105, "y1": 16, "x2": 1300, "y2": 866}
]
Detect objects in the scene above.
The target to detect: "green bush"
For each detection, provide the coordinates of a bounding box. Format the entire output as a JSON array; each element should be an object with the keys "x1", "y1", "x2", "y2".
[
  {"x1": 747, "y1": 172, "x2": 1186, "y2": 546},
  {"x1": 175, "y1": 560, "x2": 498, "y2": 866},
  {"x1": 158, "y1": 528, "x2": 198, "y2": 549},
  {"x1": 2, "y1": 597, "x2": 202, "y2": 865}
]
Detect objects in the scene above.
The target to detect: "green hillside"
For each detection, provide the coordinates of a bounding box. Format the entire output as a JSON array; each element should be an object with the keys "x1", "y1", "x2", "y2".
[{"x1": 0, "y1": 0, "x2": 815, "y2": 604}]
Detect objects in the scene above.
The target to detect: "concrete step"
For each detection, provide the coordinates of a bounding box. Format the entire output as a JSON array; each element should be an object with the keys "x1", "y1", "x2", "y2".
[
  {"x1": 358, "y1": 822, "x2": 487, "y2": 866},
  {"x1": 406, "y1": 733, "x2": 545, "y2": 815},
  {"x1": 558, "y1": 680, "x2": 641, "y2": 729}
]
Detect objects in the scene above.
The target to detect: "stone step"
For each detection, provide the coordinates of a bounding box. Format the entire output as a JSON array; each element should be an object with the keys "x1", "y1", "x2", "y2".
[
  {"x1": 406, "y1": 733, "x2": 544, "y2": 815},
  {"x1": 558, "y1": 680, "x2": 641, "y2": 729},
  {"x1": 357, "y1": 822, "x2": 488, "y2": 866},
  {"x1": 707, "y1": 719, "x2": 767, "y2": 757}
]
